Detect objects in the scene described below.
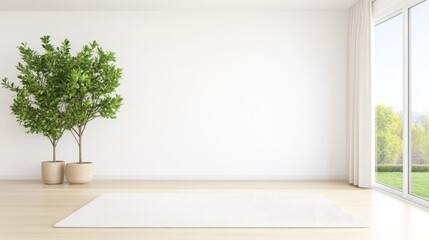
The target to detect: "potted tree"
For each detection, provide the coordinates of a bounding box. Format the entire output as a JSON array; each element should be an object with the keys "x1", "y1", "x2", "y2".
[
  {"x1": 2, "y1": 36, "x2": 71, "y2": 184},
  {"x1": 64, "y1": 40, "x2": 123, "y2": 184}
]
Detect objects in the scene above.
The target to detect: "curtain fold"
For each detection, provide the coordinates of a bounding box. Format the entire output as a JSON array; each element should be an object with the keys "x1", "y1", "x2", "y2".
[{"x1": 347, "y1": 0, "x2": 373, "y2": 188}]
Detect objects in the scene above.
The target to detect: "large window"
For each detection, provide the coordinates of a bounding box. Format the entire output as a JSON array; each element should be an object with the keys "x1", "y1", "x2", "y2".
[
  {"x1": 374, "y1": 0, "x2": 429, "y2": 206},
  {"x1": 409, "y1": 0, "x2": 429, "y2": 200},
  {"x1": 374, "y1": 14, "x2": 404, "y2": 191}
]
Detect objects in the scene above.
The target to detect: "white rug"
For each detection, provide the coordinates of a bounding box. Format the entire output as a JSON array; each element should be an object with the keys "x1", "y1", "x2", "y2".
[{"x1": 54, "y1": 193, "x2": 366, "y2": 228}]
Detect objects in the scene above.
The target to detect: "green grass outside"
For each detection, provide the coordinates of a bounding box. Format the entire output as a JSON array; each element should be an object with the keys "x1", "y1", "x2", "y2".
[{"x1": 376, "y1": 172, "x2": 429, "y2": 199}]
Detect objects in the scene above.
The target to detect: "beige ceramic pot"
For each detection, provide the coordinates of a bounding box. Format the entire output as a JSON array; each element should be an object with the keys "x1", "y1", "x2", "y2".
[
  {"x1": 41, "y1": 161, "x2": 65, "y2": 185},
  {"x1": 65, "y1": 162, "x2": 94, "y2": 184}
]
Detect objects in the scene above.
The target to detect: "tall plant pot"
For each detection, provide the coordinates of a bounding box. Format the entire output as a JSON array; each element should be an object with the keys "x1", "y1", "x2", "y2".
[
  {"x1": 41, "y1": 161, "x2": 65, "y2": 185},
  {"x1": 65, "y1": 162, "x2": 93, "y2": 184}
]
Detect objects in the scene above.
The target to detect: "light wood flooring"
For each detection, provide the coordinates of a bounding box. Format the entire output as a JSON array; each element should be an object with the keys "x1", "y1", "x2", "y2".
[{"x1": 0, "y1": 180, "x2": 428, "y2": 240}]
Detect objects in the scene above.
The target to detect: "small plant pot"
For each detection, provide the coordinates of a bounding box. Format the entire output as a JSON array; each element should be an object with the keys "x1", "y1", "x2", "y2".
[
  {"x1": 41, "y1": 161, "x2": 65, "y2": 185},
  {"x1": 65, "y1": 162, "x2": 94, "y2": 184}
]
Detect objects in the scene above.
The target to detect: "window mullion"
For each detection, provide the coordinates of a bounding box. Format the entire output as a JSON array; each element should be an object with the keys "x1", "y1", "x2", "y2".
[{"x1": 402, "y1": 5, "x2": 410, "y2": 198}]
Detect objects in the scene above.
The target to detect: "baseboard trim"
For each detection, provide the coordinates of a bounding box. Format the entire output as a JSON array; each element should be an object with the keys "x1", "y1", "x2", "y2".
[
  {"x1": 0, "y1": 174, "x2": 347, "y2": 180},
  {"x1": 0, "y1": 175, "x2": 40, "y2": 180},
  {"x1": 94, "y1": 174, "x2": 348, "y2": 180}
]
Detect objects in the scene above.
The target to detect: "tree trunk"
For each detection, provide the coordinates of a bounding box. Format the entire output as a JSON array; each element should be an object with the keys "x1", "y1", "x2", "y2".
[
  {"x1": 79, "y1": 127, "x2": 83, "y2": 164},
  {"x1": 52, "y1": 142, "x2": 57, "y2": 162}
]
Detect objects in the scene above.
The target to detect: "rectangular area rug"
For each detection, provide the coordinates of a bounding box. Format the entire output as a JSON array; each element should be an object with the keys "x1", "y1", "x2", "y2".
[{"x1": 54, "y1": 193, "x2": 367, "y2": 228}]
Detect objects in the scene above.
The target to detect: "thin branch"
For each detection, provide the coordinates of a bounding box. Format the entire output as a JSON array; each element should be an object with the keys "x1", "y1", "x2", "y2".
[
  {"x1": 69, "y1": 130, "x2": 79, "y2": 144},
  {"x1": 85, "y1": 104, "x2": 99, "y2": 123},
  {"x1": 82, "y1": 123, "x2": 88, "y2": 134},
  {"x1": 70, "y1": 127, "x2": 80, "y2": 136},
  {"x1": 41, "y1": 72, "x2": 46, "y2": 87},
  {"x1": 47, "y1": 136, "x2": 54, "y2": 146},
  {"x1": 84, "y1": 117, "x2": 96, "y2": 127},
  {"x1": 52, "y1": 139, "x2": 58, "y2": 148}
]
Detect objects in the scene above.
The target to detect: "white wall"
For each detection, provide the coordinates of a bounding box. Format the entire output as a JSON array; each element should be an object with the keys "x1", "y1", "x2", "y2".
[{"x1": 0, "y1": 11, "x2": 348, "y2": 179}]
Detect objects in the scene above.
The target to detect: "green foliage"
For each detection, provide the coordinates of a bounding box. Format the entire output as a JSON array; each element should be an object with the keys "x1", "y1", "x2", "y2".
[
  {"x1": 376, "y1": 164, "x2": 429, "y2": 172},
  {"x1": 63, "y1": 40, "x2": 123, "y2": 163},
  {"x1": 375, "y1": 105, "x2": 403, "y2": 164},
  {"x1": 64, "y1": 41, "x2": 122, "y2": 127},
  {"x1": 376, "y1": 164, "x2": 403, "y2": 172},
  {"x1": 376, "y1": 104, "x2": 429, "y2": 164},
  {"x1": 411, "y1": 120, "x2": 429, "y2": 164},
  {"x1": 2, "y1": 36, "x2": 123, "y2": 164},
  {"x1": 2, "y1": 36, "x2": 72, "y2": 161},
  {"x1": 412, "y1": 164, "x2": 429, "y2": 172}
]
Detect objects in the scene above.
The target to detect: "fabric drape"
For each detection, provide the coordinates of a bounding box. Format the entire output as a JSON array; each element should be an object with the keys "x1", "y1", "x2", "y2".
[{"x1": 347, "y1": 0, "x2": 373, "y2": 188}]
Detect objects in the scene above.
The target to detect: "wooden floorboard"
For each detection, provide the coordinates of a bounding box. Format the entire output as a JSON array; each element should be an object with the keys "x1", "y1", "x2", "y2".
[{"x1": 0, "y1": 180, "x2": 428, "y2": 240}]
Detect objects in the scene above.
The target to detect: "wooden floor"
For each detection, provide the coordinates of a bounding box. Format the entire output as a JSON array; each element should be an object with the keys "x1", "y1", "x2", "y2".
[{"x1": 0, "y1": 180, "x2": 428, "y2": 240}]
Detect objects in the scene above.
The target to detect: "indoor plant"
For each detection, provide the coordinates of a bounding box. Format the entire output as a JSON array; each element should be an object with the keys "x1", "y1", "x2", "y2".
[
  {"x1": 2, "y1": 36, "x2": 71, "y2": 184},
  {"x1": 63, "y1": 40, "x2": 123, "y2": 184}
]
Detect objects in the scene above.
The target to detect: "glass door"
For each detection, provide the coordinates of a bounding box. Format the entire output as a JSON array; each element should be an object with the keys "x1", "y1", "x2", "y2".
[
  {"x1": 373, "y1": 0, "x2": 429, "y2": 206},
  {"x1": 374, "y1": 14, "x2": 404, "y2": 191},
  {"x1": 409, "y1": 0, "x2": 429, "y2": 201}
]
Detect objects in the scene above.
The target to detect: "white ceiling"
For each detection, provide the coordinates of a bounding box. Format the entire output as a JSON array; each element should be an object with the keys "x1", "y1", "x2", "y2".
[{"x1": 0, "y1": 0, "x2": 360, "y2": 11}]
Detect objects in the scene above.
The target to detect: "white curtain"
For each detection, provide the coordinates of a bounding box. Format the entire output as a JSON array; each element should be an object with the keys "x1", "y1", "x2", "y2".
[{"x1": 347, "y1": 0, "x2": 373, "y2": 188}]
